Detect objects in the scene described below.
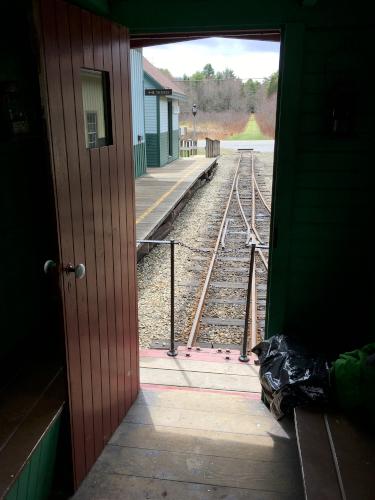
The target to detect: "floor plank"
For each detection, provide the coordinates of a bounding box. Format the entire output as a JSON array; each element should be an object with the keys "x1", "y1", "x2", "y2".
[
  {"x1": 93, "y1": 445, "x2": 303, "y2": 495},
  {"x1": 73, "y1": 353, "x2": 304, "y2": 499},
  {"x1": 139, "y1": 357, "x2": 259, "y2": 377},
  {"x1": 124, "y1": 404, "x2": 291, "y2": 438},
  {"x1": 109, "y1": 421, "x2": 299, "y2": 462},
  {"x1": 134, "y1": 388, "x2": 265, "y2": 415},
  {"x1": 140, "y1": 367, "x2": 260, "y2": 392},
  {"x1": 73, "y1": 471, "x2": 302, "y2": 500}
]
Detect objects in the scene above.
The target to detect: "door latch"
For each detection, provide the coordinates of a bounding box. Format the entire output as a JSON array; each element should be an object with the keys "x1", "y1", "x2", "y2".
[{"x1": 64, "y1": 263, "x2": 86, "y2": 280}]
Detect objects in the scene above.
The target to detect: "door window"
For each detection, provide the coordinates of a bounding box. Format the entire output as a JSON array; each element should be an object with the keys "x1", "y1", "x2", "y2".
[{"x1": 81, "y1": 69, "x2": 112, "y2": 149}]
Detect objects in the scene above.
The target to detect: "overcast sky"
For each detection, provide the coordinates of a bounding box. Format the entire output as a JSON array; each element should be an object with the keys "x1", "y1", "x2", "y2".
[{"x1": 143, "y1": 37, "x2": 280, "y2": 81}]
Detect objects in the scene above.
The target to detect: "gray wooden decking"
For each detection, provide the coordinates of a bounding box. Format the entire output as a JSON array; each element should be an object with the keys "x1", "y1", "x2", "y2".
[
  {"x1": 135, "y1": 156, "x2": 217, "y2": 244},
  {"x1": 73, "y1": 350, "x2": 304, "y2": 500}
]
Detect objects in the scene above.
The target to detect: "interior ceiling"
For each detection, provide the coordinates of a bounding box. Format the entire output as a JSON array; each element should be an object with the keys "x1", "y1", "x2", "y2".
[{"x1": 130, "y1": 30, "x2": 281, "y2": 48}]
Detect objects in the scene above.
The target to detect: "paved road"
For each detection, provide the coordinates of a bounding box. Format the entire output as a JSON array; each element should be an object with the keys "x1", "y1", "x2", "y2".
[{"x1": 198, "y1": 139, "x2": 274, "y2": 153}]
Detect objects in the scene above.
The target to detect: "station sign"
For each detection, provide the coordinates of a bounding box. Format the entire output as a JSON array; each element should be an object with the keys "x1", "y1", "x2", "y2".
[{"x1": 145, "y1": 88, "x2": 172, "y2": 96}]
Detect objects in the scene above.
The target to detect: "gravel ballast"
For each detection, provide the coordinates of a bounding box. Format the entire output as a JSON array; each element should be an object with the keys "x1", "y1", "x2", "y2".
[{"x1": 137, "y1": 152, "x2": 273, "y2": 349}]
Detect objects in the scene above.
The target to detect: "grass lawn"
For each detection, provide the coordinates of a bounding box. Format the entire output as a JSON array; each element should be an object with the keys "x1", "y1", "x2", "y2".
[{"x1": 226, "y1": 114, "x2": 267, "y2": 140}]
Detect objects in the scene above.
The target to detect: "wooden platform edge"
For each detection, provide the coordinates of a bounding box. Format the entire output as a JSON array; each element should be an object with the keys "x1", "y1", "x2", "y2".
[{"x1": 136, "y1": 158, "x2": 218, "y2": 260}]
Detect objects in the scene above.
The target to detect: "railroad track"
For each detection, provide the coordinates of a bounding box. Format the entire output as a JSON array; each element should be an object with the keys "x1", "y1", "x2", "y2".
[{"x1": 186, "y1": 151, "x2": 271, "y2": 353}]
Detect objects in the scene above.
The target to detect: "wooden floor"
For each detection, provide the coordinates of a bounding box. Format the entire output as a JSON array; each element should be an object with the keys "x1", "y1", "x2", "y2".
[
  {"x1": 135, "y1": 156, "x2": 217, "y2": 243},
  {"x1": 74, "y1": 348, "x2": 304, "y2": 499}
]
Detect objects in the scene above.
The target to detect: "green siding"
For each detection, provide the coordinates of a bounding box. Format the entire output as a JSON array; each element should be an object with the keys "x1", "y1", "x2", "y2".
[
  {"x1": 159, "y1": 131, "x2": 179, "y2": 167},
  {"x1": 159, "y1": 131, "x2": 169, "y2": 166},
  {"x1": 280, "y1": 25, "x2": 373, "y2": 350},
  {"x1": 5, "y1": 414, "x2": 61, "y2": 500},
  {"x1": 133, "y1": 142, "x2": 147, "y2": 177},
  {"x1": 145, "y1": 133, "x2": 159, "y2": 167},
  {"x1": 172, "y1": 129, "x2": 179, "y2": 159}
]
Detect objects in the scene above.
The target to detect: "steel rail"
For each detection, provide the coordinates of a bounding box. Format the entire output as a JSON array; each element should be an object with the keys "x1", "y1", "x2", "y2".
[
  {"x1": 235, "y1": 172, "x2": 252, "y2": 246},
  {"x1": 251, "y1": 263, "x2": 257, "y2": 349},
  {"x1": 248, "y1": 152, "x2": 259, "y2": 349},
  {"x1": 220, "y1": 218, "x2": 231, "y2": 249},
  {"x1": 186, "y1": 154, "x2": 243, "y2": 348},
  {"x1": 247, "y1": 151, "x2": 264, "y2": 246},
  {"x1": 253, "y1": 172, "x2": 271, "y2": 214},
  {"x1": 257, "y1": 248, "x2": 268, "y2": 270},
  {"x1": 249, "y1": 151, "x2": 269, "y2": 269}
]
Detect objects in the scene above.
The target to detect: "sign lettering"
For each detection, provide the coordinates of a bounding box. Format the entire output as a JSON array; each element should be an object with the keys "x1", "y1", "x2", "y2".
[{"x1": 145, "y1": 88, "x2": 172, "y2": 96}]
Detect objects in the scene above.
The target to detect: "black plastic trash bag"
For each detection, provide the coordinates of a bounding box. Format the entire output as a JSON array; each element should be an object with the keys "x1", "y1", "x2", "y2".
[{"x1": 252, "y1": 334, "x2": 330, "y2": 419}]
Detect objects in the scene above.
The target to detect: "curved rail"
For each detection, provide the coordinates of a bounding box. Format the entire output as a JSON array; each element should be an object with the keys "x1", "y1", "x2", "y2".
[
  {"x1": 249, "y1": 151, "x2": 269, "y2": 270},
  {"x1": 253, "y1": 173, "x2": 271, "y2": 214},
  {"x1": 235, "y1": 172, "x2": 252, "y2": 245}
]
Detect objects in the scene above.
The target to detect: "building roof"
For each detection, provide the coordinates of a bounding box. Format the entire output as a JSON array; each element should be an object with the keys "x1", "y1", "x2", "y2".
[{"x1": 143, "y1": 57, "x2": 186, "y2": 98}]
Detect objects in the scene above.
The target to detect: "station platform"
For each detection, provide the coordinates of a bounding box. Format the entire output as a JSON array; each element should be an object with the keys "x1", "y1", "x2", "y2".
[
  {"x1": 74, "y1": 348, "x2": 303, "y2": 499},
  {"x1": 135, "y1": 156, "x2": 217, "y2": 258}
]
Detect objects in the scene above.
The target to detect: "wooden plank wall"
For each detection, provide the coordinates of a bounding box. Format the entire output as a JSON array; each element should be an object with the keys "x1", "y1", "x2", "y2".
[{"x1": 36, "y1": 0, "x2": 139, "y2": 488}]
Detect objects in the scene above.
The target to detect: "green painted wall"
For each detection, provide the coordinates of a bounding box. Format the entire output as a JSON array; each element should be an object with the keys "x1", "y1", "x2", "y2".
[
  {"x1": 146, "y1": 130, "x2": 179, "y2": 167},
  {"x1": 133, "y1": 142, "x2": 147, "y2": 177},
  {"x1": 159, "y1": 131, "x2": 169, "y2": 166},
  {"x1": 109, "y1": 1, "x2": 368, "y2": 32},
  {"x1": 5, "y1": 413, "x2": 61, "y2": 500},
  {"x1": 145, "y1": 133, "x2": 159, "y2": 167},
  {"x1": 172, "y1": 129, "x2": 179, "y2": 159}
]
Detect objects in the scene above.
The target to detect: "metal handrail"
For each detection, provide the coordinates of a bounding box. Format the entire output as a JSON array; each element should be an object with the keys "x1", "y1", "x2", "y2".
[
  {"x1": 137, "y1": 237, "x2": 269, "y2": 360},
  {"x1": 239, "y1": 243, "x2": 269, "y2": 362}
]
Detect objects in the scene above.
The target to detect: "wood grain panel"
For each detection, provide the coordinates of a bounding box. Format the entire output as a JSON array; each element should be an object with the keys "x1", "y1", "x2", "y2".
[
  {"x1": 111, "y1": 22, "x2": 133, "y2": 413},
  {"x1": 55, "y1": 0, "x2": 95, "y2": 471},
  {"x1": 38, "y1": 0, "x2": 86, "y2": 484},
  {"x1": 120, "y1": 27, "x2": 140, "y2": 401},
  {"x1": 102, "y1": 18, "x2": 127, "y2": 420},
  {"x1": 68, "y1": 4, "x2": 104, "y2": 460},
  {"x1": 37, "y1": 0, "x2": 139, "y2": 488},
  {"x1": 100, "y1": 145, "x2": 119, "y2": 431}
]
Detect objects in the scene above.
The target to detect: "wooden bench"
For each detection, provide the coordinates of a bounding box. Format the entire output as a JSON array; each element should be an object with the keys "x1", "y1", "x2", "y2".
[
  {"x1": 295, "y1": 407, "x2": 375, "y2": 500},
  {"x1": 0, "y1": 363, "x2": 65, "y2": 498}
]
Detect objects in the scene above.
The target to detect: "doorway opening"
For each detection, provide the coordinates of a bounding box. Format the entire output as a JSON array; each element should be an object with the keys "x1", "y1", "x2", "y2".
[
  {"x1": 127, "y1": 32, "x2": 305, "y2": 498},
  {"x1": 135, "y1": 32, "x2": 280, "y2": 354}
]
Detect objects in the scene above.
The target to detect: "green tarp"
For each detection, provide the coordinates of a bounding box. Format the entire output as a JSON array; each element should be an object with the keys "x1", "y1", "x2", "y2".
[{"x1": 331, "y1": 343, "x2": 375, "y2": 420}]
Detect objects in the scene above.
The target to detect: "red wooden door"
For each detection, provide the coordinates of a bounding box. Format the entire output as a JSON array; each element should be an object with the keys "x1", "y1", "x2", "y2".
[{"x1": 36, "y1": 0, "x2": 139, "y2": 487}]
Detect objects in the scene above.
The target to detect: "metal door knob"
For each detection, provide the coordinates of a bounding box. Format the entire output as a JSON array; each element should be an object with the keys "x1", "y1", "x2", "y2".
[
  {"x1": 64, "y1": 263, "x2": 86, "y2": 279},
  {"x1": 44, "y1": 260, "x2": 57, "y2": 274}
]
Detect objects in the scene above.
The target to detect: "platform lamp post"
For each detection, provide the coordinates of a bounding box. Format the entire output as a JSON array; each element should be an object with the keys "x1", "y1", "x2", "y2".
[{"x1": 192, "y1": 104, "x2": 198, "y2": 152}]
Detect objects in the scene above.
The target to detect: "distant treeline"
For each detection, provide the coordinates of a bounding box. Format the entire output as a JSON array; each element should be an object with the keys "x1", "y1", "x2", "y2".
[{"x1": 160, "y1": 64, "x2": 278, "y2": 138}]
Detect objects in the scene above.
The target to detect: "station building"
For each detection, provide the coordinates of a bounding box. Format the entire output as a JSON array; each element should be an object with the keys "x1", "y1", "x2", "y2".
[
  {"x1": 130, "y1": 48, "x2": 147, "y2": 177},
  {"x1": 130, "y1": 52, "x2": 186, "y2": 176},
  {"x1": 143, "y1": 58, "x2": 186, "y2": 167}
]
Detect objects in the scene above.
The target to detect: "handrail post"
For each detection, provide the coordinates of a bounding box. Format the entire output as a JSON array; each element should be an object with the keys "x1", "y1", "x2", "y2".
[
  {"x1": 167, "y1": 239, "x2": 177, "y2": 356},
  {"x1": 239, "y1": 243, "x2": 256, "y2": 362}
]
